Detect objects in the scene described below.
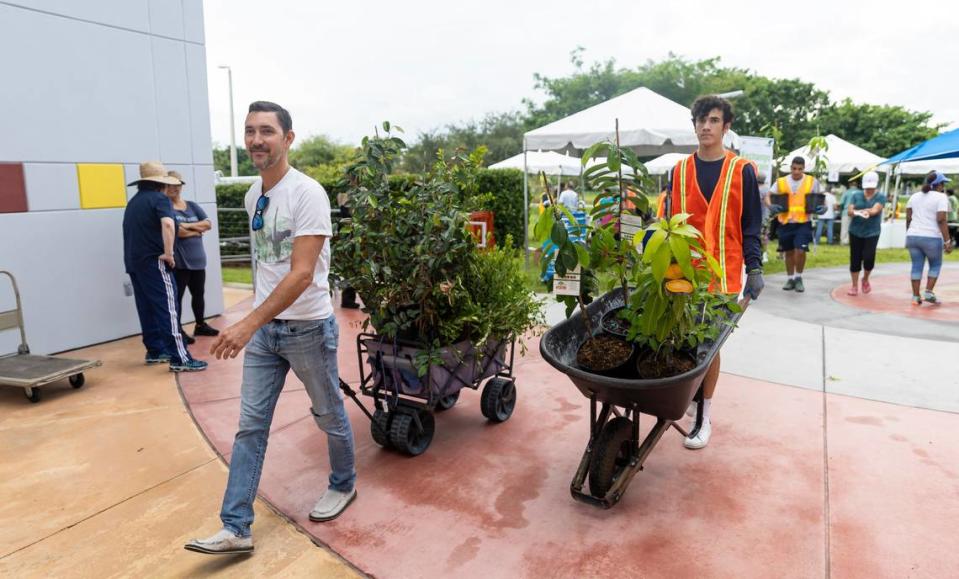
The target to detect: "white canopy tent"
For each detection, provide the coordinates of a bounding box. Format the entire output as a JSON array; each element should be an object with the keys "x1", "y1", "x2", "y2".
[
  {"x1": 779, "y1": 134, "x2": 884, "y2": 175},
  {"x1": 644, "y1": 153, "x2": 688, "y2": 176},
  {"x1": 519, "y1": 87, "x2": 740, "y2": 259},
  {"x1": 893, "y1": 158, "x2": 959, "y2": 176},
  {"x1": 489, "y1": 150, "x2": 581, "y2": 175}
]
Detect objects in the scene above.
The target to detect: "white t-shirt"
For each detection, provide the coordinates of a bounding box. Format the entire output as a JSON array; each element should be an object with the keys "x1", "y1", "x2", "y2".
[
  {"x1": 906, "y1": 191, "x2": 948, "y2": 238},
  {"x1": 245, "y1": 168, "x2": 333, "y2": 320},
  {"x1": 558, "y1": 189, "x2": 580, "y2": 211},
  {"x1": 820, "y1": 192, "x2": 837, "y2": 220}
]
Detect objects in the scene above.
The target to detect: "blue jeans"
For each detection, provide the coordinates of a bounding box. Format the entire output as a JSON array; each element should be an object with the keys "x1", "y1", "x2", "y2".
[
  {"x1": 815, "y1": 218, "x2": 835, "y2": 245},
  {"x1": 906, "y1": 236, "x2": 944, "y2": 281},
  {"x1": 220, "y1": 316, "x2": 355, "y2": 537}
]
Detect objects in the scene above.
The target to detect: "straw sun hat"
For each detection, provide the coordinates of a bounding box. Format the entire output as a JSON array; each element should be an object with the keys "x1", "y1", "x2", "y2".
[{"x1": 127, "y1": 161, "x2": 182, "y2": 186}]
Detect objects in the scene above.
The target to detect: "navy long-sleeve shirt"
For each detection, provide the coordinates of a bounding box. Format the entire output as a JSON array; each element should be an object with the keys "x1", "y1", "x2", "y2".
[{"x1": 668, "y1": 155, "x2": 763, "y2": 272}]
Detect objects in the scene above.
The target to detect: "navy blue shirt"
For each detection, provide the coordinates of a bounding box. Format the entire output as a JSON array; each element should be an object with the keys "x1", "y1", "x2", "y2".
[
  {"x1": 173, "y1": 201, "x2": 209, "y2": 270},
  {"x1": 123, "y1": 184, "x2": 175, "y2": 273},
  {"x1": 668, "y1": 155, "x2": 763, "y2": 272}
]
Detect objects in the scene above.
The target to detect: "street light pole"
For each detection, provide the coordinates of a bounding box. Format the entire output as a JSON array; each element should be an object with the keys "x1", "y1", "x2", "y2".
[{"x1": 218, "y1": 65, "x2": 237, "y2": 178}]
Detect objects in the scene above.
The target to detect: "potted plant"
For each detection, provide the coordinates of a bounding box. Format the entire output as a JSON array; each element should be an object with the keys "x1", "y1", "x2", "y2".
[{"x1": 333, "y1": 123, "x2": 542, "y2": 377}]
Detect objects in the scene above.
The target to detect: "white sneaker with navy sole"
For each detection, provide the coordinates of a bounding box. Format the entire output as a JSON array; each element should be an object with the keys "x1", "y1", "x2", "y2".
[
  {"x1": 184, "y1": 529, "x2": 253, "y2": 555},
  {"x1": 309, "y1": 488, "x2": 357, "y2": 522},
  {"x1": 683, "y1": 418, "x2": 712, "y2": 450}
]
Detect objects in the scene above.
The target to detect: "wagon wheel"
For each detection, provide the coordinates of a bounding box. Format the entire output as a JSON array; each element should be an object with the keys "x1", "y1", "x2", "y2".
[
  {"x1": 69, "y1": 373, "x2": 85, "y2": 388},
  {"x1": 588, "y1": 417, "x2": 634, "y2": 498},
  {"x1": 24, "y1": 387, "x2": 40, "y2": 403},
  {"x1": 371, "y1": 409, "x2": 393, "y2": 448},
  {"x1": 481, "y1": 377, "x2": 515, "y2": 423},
  {"x1": 435, "y1": 391, "x2": 460, "y2": 411},
  {"x1": 389, "y1": 410, "x2": 435, "y2": 456}
]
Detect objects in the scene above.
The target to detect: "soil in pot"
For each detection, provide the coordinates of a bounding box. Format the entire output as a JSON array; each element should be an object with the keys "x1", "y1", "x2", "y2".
[
  {"x1": 636, "y1": 350, "x2": 696, "y2": 379},
  {"x1": 600, "y1": 307, "x2": 632, "y2": 338},
  {"x1": 576, "y1": 335, "x2": 635, "y2": 376}
]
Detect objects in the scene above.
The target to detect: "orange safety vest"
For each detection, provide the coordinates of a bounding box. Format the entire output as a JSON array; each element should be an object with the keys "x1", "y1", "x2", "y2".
[
  {"x1": 656, "y1": 192, "x2": 667, "y2": 219},
  {"x1": 670, "y1": 151, "x2": 747, "y2": 294},
  {"x1": 774, "y1": 175, "x2": 814, "y2": 224}
]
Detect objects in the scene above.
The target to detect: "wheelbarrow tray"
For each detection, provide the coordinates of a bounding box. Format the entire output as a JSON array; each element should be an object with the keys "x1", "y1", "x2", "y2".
[
  {"x1": 0, "y1": 353, "x2": 102, "y2": 388},
  {"x1": 539, "y1": 289, "x2": 739, "y2": 421}
]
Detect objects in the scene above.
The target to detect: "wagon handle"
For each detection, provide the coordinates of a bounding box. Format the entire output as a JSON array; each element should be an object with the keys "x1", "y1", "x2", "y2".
[{"x1": 0, "y1": 271, "x2": 29, "y2": 354}]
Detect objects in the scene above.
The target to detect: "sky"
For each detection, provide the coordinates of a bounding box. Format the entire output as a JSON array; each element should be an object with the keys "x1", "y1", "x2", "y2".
[{"x1": 202, "y1": 0, "x2": 958, "y2": 150}]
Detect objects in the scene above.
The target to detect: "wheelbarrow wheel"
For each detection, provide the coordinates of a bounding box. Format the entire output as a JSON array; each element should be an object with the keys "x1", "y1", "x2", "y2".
[
  {"x1": 389, "y1": 410, "x2": 434, "y2": 456},
  {"x1": 371, "y1": 409, "x2": 392, "y2": 448},
  {"x1": 481, "y1": 377, "x2": 516, "y2": 423},
  {"x1": 24, "y1": 387, "x2": 40, "y2": 403},
  {"x1": 435, "y1": 391, "x2": 460, "y2": 411},
  {"x1": 589, "y1": 417, "x2": 633, "y2": 498},
  {"x1": 69, "y1": 373, "x2": 85, "y2": 388}
]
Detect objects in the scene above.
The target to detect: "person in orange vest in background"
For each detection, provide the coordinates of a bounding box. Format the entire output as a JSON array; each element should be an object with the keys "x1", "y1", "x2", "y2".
[
  {"x1": 768, "y1": 157, "x2": 827, "y2": 292},
  {"x1": 669, "y1": 95, "x2": 764, "y2": 449},
  {"x1": 655, "y1": 185, "x2": 668, "y2": 219}
]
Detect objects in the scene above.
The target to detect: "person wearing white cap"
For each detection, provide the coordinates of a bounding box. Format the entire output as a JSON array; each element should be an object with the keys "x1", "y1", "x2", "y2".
[
  {"x1": 905, "y1": 171, "x2": 953, "y2": 305},
  {"x1": 122, "y1": 161, "x2": 207, "y2": 372},
  {"x1": 845, "y1": 170, "x2": 886, "y2": 296}
]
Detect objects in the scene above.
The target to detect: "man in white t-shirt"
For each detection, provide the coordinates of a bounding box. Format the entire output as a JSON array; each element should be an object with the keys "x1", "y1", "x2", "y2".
[
  {"x1": 186, "y1": 102, "x2": 356, "y2": 556},
  {"x1": 814, "y1": 190, "x2": 838, "y2": 246},
  {"x1": 557, "y1": 182, "x2": 580, "y2": 211}
]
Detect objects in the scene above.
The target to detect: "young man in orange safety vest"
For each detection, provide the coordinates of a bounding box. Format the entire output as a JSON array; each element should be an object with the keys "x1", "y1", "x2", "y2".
[
  {"x1": 669, "y1": 95, "x2": 764, "y2": 449},
  {"x1": 768, "y1": 157, "x2": 825, "y2": 292}
]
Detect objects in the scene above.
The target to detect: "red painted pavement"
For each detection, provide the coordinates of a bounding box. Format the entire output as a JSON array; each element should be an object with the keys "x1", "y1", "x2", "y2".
[
  {"x1": 179, "y1": 299, "x2": 959, "y2": 578},
  {"x1": 831, "y1": 273, "x2": 959, "y2": 321}
]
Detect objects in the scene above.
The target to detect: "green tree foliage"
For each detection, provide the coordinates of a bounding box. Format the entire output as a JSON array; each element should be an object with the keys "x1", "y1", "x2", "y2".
[
  {"x1": 402, "y1": 112, "x2": 526, "y2": 173},
  {"x1": 816, "y1": 98, "x2": 942, "y2": 157},
  {"x1": 212, "y1": 145, "x2": 256, "y2": 176}
]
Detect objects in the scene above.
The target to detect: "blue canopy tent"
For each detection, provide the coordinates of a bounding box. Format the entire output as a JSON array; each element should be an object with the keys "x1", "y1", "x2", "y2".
[{"x1": 882, "y1": 127, "x2": 959, "y2": 164}]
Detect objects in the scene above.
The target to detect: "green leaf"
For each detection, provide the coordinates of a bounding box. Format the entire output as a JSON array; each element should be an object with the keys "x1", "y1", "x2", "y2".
[
  {"x1": 642, "y1": 229, "x2": 667, "y2": 264},
  {"x1": 533, "y1": 210, "x2": 554, "y2": 243},
  {"x1": 383, "y1": 121, "x2": 391, "y2": 132},
  {"x1": 550, "y1": 221, "x2": 569, "y2": 246},
  {"x1": 574, "y1": 242, "x2": 590, "y2": 268},
  {"x1": 651, "y1": 242, "x2": 671, "y2": 285},
  {"x1": 668, "y1": 235, "x2": 694, "y2": 280}
]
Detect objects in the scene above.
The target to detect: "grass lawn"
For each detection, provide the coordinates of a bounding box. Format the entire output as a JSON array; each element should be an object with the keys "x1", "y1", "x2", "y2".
[
  {"x1": 221, "y1": 265, "x2": 252, "y2": 285},
  {"x1": 762, "y1": 240, "x2": 959, "y2": 275}
]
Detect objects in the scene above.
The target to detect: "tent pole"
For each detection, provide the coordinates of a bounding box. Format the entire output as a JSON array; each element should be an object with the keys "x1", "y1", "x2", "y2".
[{"x1": 523, "y1": 145, "x2": 529, "y2": 268}]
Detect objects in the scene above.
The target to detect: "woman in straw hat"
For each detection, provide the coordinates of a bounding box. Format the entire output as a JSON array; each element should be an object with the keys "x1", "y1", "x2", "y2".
[{"x1": 166, "y1": 170, "x2": 220, "y2": 343}]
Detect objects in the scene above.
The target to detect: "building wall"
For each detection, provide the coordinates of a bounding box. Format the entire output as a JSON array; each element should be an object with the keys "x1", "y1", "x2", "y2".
[{"x1": 0, "y1": 0, "x2": 223, "y2": 355}]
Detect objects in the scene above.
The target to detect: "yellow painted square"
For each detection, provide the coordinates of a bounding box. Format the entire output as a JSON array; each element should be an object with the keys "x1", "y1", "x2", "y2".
[{"x1": 77, "y1": 164, "x2": 127, "y2": 209}]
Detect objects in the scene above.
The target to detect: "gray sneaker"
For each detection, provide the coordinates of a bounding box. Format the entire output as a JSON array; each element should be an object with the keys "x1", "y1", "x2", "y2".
[
  {"x1": 794, "y1": 277, "x2": 805, "y2": 293},
  {"x1": 184, "y1": 529, "x2": 253, "y2": 555},
  {"x1": 309, "y1": 488, "x2": 357, "y2": 522},
  {"x1": 782, "y1": 278, "x2": 796, "y2": 291}
]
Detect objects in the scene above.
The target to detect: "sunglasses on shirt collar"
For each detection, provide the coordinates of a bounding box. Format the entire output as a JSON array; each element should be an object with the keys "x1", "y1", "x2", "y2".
[{"x1": 251, "y1": 193, "x2": 269, "y2": 231}]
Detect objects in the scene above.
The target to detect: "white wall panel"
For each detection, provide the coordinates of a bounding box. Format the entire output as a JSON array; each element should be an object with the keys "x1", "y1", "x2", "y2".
[
  {"x1": 186, "y1": 43, "x2": 214, "y2": 165},
  {"x1": 181, "y1": 0, "x2": 206, "y2": 44},
  {"x1": 124, "y1": 164, "x2": 143, "y2": 201},
  {"x1": 192, "y1": 165, "x2": 217, "y2": 204},
  {"x1": 152, "y1": 38, "x2": 193, "y2": 165},
  {"x1": 23, "y1": 163, "x2": 81, "y2": 211},
  {"x1": 148, "y1": 0, "x2": 184, "y2": 39},
  {"x1": 0, "y1": 5, "x2": 159, "y2": 164},
  {"x1": 3, "y1": 0, "x2": 150, "y2": 32}
]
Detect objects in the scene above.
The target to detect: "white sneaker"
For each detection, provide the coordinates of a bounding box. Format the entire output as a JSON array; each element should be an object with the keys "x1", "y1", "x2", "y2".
[
  {"x1": 309, "y1": 488, "x2": 357, "y2": 522},
  {"x1": 184, "y1": 528, "x2": 253, "y2": 555},
  {"x1": 683, "y1": 418, "x2": 712, "y2": 450}
]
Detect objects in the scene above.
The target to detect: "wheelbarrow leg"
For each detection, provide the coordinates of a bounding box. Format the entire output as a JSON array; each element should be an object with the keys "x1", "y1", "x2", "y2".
[{"x1": 671, "y1": 384, "x2": 705, "y2": 439}]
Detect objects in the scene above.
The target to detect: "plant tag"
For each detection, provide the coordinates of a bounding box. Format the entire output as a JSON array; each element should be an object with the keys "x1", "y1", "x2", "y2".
[
  {"x1": 620, "y1": 214, "x2": 644, "y2": 243},
  {"x1": 553, "y1": 266, "x2": 581, "y2": 296}
]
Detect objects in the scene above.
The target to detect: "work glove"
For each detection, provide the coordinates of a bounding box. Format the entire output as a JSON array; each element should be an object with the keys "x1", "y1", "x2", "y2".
[
  {"x1": 768, "y1": 204, "x2": 785, "y2": 215},
  {"x1": 814, "y1": 205, "x2": 828, "y2": 215},
  {"x1": 743, "y1": 268, "x2": 764, "y2": 301}
]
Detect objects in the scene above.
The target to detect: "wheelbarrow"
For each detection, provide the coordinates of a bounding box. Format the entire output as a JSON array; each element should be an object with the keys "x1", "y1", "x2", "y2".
[
  {"x1": 539, "y1": 288, "x2": 746, "y2": 508},
  {"x1": 0, "y1": 271, "x2": 102, "y2": 403}
]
